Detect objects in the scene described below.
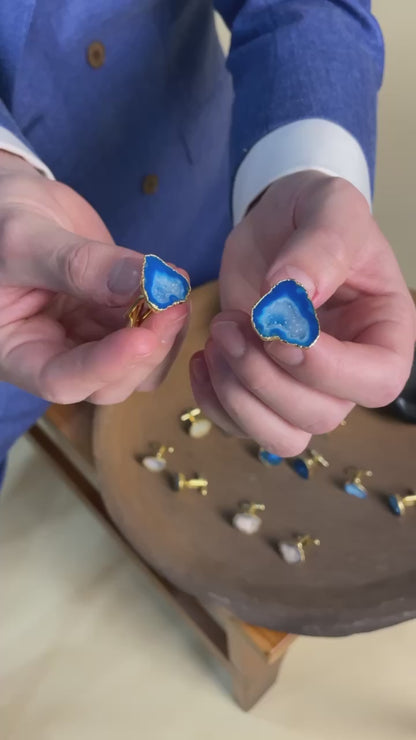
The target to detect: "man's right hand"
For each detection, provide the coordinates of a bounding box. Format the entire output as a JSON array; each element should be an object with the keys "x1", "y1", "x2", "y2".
[{"x1": 0, "y1": 152, "x2": 189, "y2": 404}]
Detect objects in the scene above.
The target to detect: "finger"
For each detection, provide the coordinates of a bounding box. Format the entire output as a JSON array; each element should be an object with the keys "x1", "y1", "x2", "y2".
[
  {"x1": 137, "y1": 309, "x2": 190, "y2": 392},
  {"x1": 264, "y1": 177, "x2": 373, "y2": 307},
  {"x1": 204, "y1": 340, "x2": 310, "y2": 456},
  {"x1": 210, "y1": 311, "x2": 353, "y2": 435},
  {"x1": 266, "y1": 319, "x2": 413, "y2": 408},
  {"x1": 0, "y1": 209, "x2": 190, "y2": 309},
  {"x1": 89, "y1": 305, "x2": 189, "y2": 403},
  {"x1": 0, "y1": 315, "x2": 160, "y2": 401},
  {"x1": 190, "y1": 352, "x2": 247, "y2": 437}
]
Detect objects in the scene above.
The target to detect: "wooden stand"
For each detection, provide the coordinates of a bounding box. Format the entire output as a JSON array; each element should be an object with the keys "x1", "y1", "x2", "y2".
[{"x1": 28, "y1": 402, "x2": 295, "y2": 711}]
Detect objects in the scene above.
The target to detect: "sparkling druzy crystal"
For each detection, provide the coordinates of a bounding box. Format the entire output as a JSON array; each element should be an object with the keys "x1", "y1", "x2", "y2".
[
  {"x1": 258, "y1": 448, "x2": 283, "y2": 467},
  {"x1": 344, "y1": 482, "x2": 367, "y2": 499},
  {"x1": 251, "y1": 279, "x2": 319, "y2": 347},
  {"x1": 142, "y1": 254, "x2": 190, "y2": 311}
]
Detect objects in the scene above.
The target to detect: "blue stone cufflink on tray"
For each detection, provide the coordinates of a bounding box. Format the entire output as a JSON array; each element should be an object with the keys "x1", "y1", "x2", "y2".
[
  {"x1": 293, "y1": 448, "x2": 329, "y2": 479},
  {"x1": 258, "y1": 447, "x2": 282, "y2": 467},
  {"x1": 251, "y1": 279, "x2": 319, "y2": 348},
  {"x1": 387, "y1": 491, "x2": 416, "y2": 516},
  {"x1": 127, "y1": 254, "x2": 191, "y2": 327},
  {"x1": 343, "y1": 468, "x2": 372, "y2": 499}
]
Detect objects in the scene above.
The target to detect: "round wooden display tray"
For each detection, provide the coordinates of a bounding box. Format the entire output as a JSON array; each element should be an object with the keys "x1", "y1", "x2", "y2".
[{"x1": 94, "y1": 282, "x2": 416, "y2": 636}]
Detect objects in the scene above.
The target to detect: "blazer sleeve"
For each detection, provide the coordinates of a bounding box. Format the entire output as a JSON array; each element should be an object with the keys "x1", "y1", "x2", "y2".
[{"x1": 214, "y1": 0, "x2": 384, "y2": 192}]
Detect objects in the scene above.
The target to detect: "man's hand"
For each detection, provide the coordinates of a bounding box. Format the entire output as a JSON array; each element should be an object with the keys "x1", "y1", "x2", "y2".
[
  {"x1": 0, "y1": 152, "x2": 189, "y2": 404},
  {"x1": 190, "y1": 171, "x2": 416, "y2": 455}
]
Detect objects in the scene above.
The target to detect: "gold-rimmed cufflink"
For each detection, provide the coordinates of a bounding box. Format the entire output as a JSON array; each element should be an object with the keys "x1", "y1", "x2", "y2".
[
  {"x1": 127, "y1": 254, "x2": 190, "y2": 327},
  {"x1": 258, "y1": 448, "x2": 282, "y2": 467},
  {"x1": 180, "y1": 408, "x2": 212, "y2": 439},
  {"x1": 173, "y1": 473, "x2": 208, "y2": 496},
  {"x1": 293, "y1": 448, "x2": 329, "y2": 479},
  {"x1": 343, "y1": 467, "x2": 373, "y2": 499},
  {"x1": 232, "y1": 502, "x2": 265, "y2": 534},
  {"x1": 278, "y1": 534, "x2": 320, "y2": 565},
  {"x1": 141, "y1": 445, "x2": 174, "y2": 473},
  {"x1": 387, "y1": 491, "x2": 416, "y2": 516}
]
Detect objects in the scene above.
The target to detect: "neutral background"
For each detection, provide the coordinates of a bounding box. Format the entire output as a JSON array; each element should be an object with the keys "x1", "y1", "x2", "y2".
[{"x1": 2, "y1": 3, "x2": 416, "y2": 739}]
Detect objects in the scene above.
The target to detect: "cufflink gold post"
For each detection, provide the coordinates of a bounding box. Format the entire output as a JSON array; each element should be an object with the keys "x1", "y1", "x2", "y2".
[{"x1": 173, "y1": 472, "x2": 208, "y2": 496}]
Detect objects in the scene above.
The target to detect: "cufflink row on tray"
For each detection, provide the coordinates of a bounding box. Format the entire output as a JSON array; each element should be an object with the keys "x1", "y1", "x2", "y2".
[
  {"x1": 140, "y1": 433, "x2": 320, "y2": 565},
  {"x1": 140, "y1": 407, "x2": 213, "y2": 497},
  {"x1": 258, "y1": 445, "x2": 416, "y2": 517}
]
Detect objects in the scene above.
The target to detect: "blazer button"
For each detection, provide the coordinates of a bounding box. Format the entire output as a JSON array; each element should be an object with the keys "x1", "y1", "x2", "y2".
[
  {"x1": 87, "y1": 41, "x2": 105, "y2": 68},
  {"x1": 142, "y1": 174, "x2": 159, "y2": 195}
]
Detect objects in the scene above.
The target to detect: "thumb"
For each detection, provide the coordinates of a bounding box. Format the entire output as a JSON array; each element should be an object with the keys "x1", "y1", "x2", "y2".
[
  {"x1": 0, "y1": 210, "x2": 143, "y2": 305},
  {"x1": 264, "y1": 225, "x2": 353, "y2": 310},
  {"x1": 264, "y1": 177, "x2": 372, "y2": 308}
]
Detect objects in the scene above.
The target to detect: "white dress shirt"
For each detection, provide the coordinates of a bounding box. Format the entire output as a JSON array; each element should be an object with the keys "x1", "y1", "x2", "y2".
[{"x1": 0, "y1": 118, "x2": 371, "y2": 224}]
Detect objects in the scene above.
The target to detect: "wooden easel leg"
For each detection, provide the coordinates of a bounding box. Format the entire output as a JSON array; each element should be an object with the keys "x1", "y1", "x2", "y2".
[{"x1": 225, "y1": 621, "x2": 287, "y2": 711}]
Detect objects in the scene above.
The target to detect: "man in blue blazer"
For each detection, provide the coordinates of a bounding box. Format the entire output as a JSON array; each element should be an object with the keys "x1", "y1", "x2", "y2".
[{"x1": 0, "y1": 0, "x2": 414, "y2": 483}]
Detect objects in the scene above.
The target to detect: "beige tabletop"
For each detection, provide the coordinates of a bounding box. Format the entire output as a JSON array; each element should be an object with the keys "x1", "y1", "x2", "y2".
[{"x1": 1, "y1": 435, "x2": 416, "y2": 740}]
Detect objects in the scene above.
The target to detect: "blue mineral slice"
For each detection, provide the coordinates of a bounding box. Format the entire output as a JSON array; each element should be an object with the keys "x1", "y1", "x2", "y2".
[
  {"x1": 258, "y1": 448, "x2": 283, "y2": 466},
  {"x1": 251, "y1": 279, "x2": 319, "y2": 348},
  {"x1": 344, "y1": 482, "x2": 367, "y2": 499},
  {"x1": 142, "y1": 254, "x2": 190, "y2": 311},
  {"x1": 293, "y1": 458, "x2": 310, "y2": 479},
  {"x1": 387, "y1": 494, "x2": 403, "y2": 515}
]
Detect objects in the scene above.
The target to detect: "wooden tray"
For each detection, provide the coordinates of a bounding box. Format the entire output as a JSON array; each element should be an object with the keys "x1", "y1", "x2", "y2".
[{"x1": 94, "y1": 282, "x2": 416, "y2": 636}]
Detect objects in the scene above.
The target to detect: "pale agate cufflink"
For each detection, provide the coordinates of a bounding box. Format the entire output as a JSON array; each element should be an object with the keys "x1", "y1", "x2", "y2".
[
  {"x1": 232, "y1": 503, "x2": 265, "y2": 534},
  {"x1": 127, "y1": 254, "x2": 190, "y2": 327},
  {"x1": 278, "y1": 534, "x2": 320, "y2": 564},
  {"x1": 180, "y1": 408, "x2": 212, "y2": 439},
  {"x1": 141, "y1": 445, "x2": 174, "y2": 473},
  {"x1": 251, "y1": 279, "x2": 319, "y2": 348}
]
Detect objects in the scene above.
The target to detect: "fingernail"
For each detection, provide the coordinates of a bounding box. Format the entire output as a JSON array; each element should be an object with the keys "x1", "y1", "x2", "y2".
[
  {"x1": 211, "y1": 321, "x2": 246, "y2": 359},
  {"x1": 191, "y1": 355, "x2": 210, "y2": 384},
  {"x1": 107, "y1": 258, "x2": 141, "y2": 295},
  {"x1": 268, "y1": 266, "x2": 316, "y2": 301},
  {"x1": 268, "y1": 343, "x2": 304, "y2": 366}
]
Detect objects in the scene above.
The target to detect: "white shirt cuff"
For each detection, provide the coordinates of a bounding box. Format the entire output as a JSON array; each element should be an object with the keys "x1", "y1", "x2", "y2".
[
  {"x1": 0, "y1": 126, "x2": 54, "y2": 179},
  {"x1": 232, "y1": 119, "x2": 372, "y2": 224}
]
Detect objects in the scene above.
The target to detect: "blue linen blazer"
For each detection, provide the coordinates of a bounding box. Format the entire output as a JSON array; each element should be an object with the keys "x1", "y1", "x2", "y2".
[{"x1": 0, "y1": 0, "x2": 384, "y2": 482}]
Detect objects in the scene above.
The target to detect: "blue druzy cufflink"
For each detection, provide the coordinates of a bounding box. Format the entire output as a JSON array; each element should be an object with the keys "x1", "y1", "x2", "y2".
[
  {"x1": 127, "y1": 254, "x2": 191, "y2": 327},
  {"x1": 258, "y1": 448, "x2": 282, "y2": 467},
  {"x1": 343, "y1": 468, "x2": 373, "y2": 499},
  {"x1": 251, "y1": 279, "x2": 319, "y2": 348},
  {"x1": 387, "y1": 492, "x2": 416, "y2": 516}
]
